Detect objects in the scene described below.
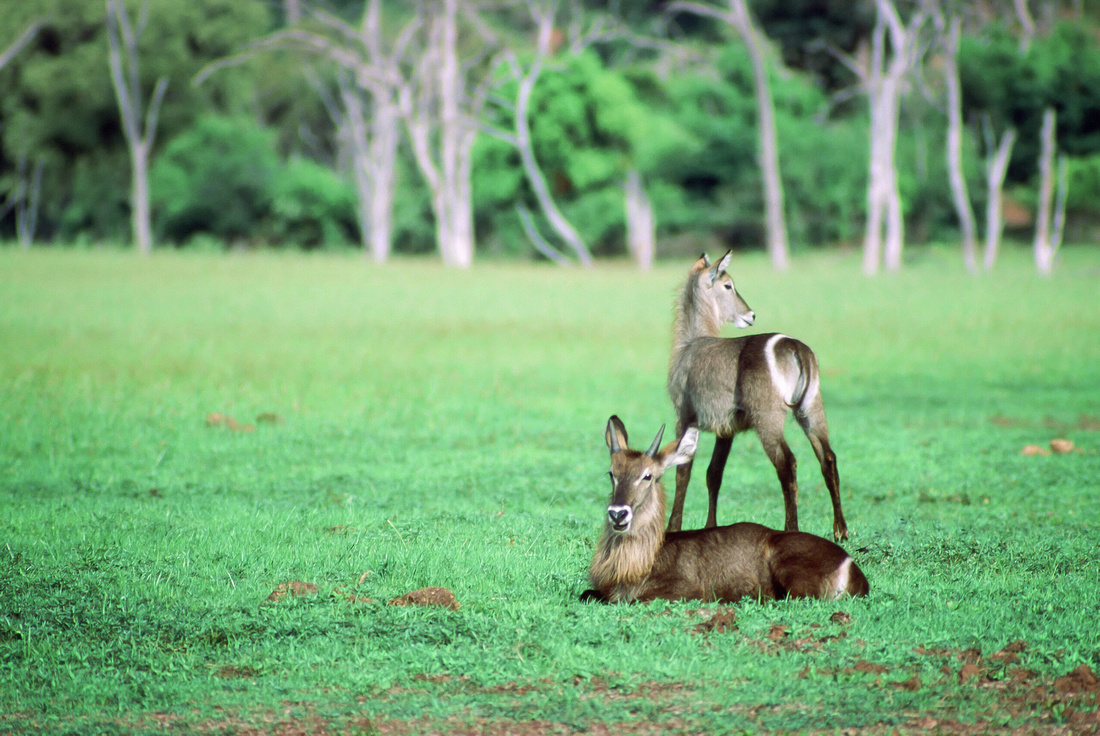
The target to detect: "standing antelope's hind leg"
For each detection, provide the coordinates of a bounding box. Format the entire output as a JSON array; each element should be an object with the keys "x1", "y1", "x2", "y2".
[
  {"x1": 757, "y1": 422, "x2": 799, "y2": 532},
  {"x1": 705, "y1": 435, "x2": 733, "y2": 528},
  {"x1": 796, "y1": 409, "x2": 848, "y2": 541}
]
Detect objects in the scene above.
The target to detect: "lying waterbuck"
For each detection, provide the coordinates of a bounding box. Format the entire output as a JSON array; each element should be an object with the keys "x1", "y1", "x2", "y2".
[
  {"x1": 667, "y1": 251, "x2": 848, "y2": 540},
  {"x1": 582, "y1": 416, "x2": 868, "y2": 604}
]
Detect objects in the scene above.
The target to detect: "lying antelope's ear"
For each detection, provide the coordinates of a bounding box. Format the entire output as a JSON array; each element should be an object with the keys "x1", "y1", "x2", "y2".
[
  {"x1": 659, "y1": 426, "x2": 699, "y2": 470},
  {"x1": 605, "y1": 415, "x2": 628, "y2": 454},
  {"x1": 644, "y1": 424, "x2": 665, "y2": 458},
  {"x1": 691, "y1": 253, "x2": 710, "y2": 272}
]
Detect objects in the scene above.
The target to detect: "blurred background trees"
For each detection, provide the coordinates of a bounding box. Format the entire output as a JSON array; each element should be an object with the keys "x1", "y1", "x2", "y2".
[{"x1": 0, "y1": 0, "x2": 1097, "y2": 273}]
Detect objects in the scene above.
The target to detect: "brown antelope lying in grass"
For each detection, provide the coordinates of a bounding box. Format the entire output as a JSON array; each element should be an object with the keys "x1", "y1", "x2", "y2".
[
  {"x1": 581, "y1": 416, "x2": 868, "y2": 605},
  {"x1": 668, "y1": 250, "x2": 848, "y2": 541}
]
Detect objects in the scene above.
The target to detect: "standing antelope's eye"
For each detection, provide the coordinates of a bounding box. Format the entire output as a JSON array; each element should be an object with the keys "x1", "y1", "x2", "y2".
[
  {"x1": 642, "y1": 472, "x2": 652, "y2": 481},
  {"x1": 723, "y1": 282, "x2": 733, "y2": 290}
]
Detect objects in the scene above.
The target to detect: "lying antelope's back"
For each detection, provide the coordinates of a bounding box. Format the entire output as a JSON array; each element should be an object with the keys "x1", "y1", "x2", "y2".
[{"x1": 637, "y1": 522, "x2": 868, "y2": 604}]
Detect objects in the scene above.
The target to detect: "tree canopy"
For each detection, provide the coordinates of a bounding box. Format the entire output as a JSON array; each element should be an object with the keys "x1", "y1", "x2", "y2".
[{"x1": 1, "y1": 0, "x2": 1098, "y2": 262}]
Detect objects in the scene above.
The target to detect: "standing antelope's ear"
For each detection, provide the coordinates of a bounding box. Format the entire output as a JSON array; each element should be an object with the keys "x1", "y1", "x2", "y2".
[
  {"x1": 658, "y1": 426, "x2": 699, "y2": 471},
  {"x1": 708, "y1": 249, "x2": 733, "y2": 285},
  {"x1": 605, "y1": 415, "x2": 629, "y2": 454},
  {"x1": 691, "y1": 253, "x2": 710, "y2": 273},
  {"x1": 716, "y1": 249, "x2": 732, "y2": 273}
]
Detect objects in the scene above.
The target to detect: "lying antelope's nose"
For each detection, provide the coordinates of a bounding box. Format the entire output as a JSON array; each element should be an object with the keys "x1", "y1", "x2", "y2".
[
  {"x1": 607, "y1": 505, "x2": 632, "y2": 530},
  {"x1": 746, "y1": 311, "x2": 755, "y2": 324}
]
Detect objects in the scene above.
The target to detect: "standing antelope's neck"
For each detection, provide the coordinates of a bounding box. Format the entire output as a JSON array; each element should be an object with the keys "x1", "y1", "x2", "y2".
[{"x1": 672, "y1": 274, "x2": 722, "y2": 356}]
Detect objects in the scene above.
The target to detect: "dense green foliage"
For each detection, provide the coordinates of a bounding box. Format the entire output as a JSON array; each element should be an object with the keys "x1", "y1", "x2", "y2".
[
  {"x1": 960, "y1": 21, "x2": 1100, "y2": 184},
  {"x1": 1, "y1": 248, "x2": 1098, "y2": 732},
  {"x1": 151, "y1": 115, "x2": 357, "y2": 247},
  {"x1": 1, "y1": 1, "x2": 1100, "y2": 255}
]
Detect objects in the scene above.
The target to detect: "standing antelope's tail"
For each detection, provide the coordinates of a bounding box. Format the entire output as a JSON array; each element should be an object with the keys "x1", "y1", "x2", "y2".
[
  {"x1": 765, "y1": 334, "x2": 820, "y2": 411},
  {"x1": 790, "y1": 341, "x2": 820, "y2": 413}
]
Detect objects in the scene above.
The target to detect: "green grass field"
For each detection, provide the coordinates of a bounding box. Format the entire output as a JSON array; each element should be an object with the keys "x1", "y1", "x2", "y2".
[{"x1": 1, "y1": 246, "x2": 1098, "y2": 734}]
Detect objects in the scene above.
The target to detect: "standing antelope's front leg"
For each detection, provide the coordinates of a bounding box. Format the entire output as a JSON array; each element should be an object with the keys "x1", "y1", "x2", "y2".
[
  {"x1": 667, "y1": 459, "x2": 693, "y2": 533},
  {"x1": 705, "y1": 435, "x2": 733, "y2": 528}
]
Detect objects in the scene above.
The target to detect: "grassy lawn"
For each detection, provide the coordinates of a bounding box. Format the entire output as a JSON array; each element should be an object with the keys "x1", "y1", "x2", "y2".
[{"x1": 1, "y1": 245, "x2": 1098, "y2": 734}]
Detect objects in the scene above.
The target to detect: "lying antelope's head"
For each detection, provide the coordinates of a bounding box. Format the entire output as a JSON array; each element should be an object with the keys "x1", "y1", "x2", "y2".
[
  {"x1": 604, "y1": 416, "x2": 698, "y2": 535},
  {"x1": 691, "y1": 250, "x2": 755, "y2": 329}
]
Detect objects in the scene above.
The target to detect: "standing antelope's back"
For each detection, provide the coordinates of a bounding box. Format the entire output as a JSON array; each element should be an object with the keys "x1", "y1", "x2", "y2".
[{"x1": 671, "y1": 333, "x2": 821, "y2": 436}]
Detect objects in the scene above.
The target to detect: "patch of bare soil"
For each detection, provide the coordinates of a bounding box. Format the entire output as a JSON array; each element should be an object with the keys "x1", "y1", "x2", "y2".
[
  {"x1": 388, "y1": 587, "x2": 460, "y2": 611},
  {"x1": 265, "y1": 581, "x2": 319, "y2": 603},
  {"x1": 686, "y1": 606, "x2": 738, "y2": 634}
]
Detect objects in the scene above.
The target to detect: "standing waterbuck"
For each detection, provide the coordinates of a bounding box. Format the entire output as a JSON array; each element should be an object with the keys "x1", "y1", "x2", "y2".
[
  {"x1": 667, "y1": 251, "x2": 848, "y2": 540},
  {"x1": 582, "y1": 416, "x2": 868, "y2": 604}
]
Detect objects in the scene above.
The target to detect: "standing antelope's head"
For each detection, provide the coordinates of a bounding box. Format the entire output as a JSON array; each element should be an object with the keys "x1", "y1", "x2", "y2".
[
  {"x1": 691, "y1": 250, "x2": 755, "y2": 329},
  {"x1": 603, "y1": 416, "x2": 699, "y2": 535}
]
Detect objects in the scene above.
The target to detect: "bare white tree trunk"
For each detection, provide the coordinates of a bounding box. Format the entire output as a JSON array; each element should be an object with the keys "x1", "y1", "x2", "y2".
[
  {"x1": 337, "y1": 76, "x2": 375, "y2": 256},
  {"x1": 1014, "y1": 0, "x2": 1035, "y2": 53},
  {"x1": 493, "y1": 0, "x2": 593, "y2": 266},
  {"x1": 624, "y1": 169, "x2": 656, "y2": 270},
  {"x1": 437, "y1": 0, "x2": 473, "y2": 268},
  {"x1": 863, "y1": 0, "x2": 923, "y2": 275},
  {"x1": 284, "y1": 0, "x2": 301, "y2": 25},
  {"x1": 728, "y1": 0, "x2": 788, "y2": 271},
  {"x1": 938, "y1": 13, "x2": 978, "y2": 272},
  {"x1": 0, "y1": 19, "x2": 41, "y2": 72},
  {"x1": 672, "y1": 0, "x2": 789, "y2": 271},
  {"x1": 981, "y1": 122, "x2": 1017, "y2": 271},
  {"x1": 1033, "y1": 107, "x2": 1068, "y2": 276},
  {"x1": 400, "y1": 0, "x2": 488, "y2": 268},
  {"x1": 197, "y1": 0, "x2": 411, "y2": 261},
  {"x1": 336, "y1": 66, "x2": 401, "y2": 263},
  {"x1": 13, "y1": 156, "x2": 43, "y2": 249},
  {"x1": 367, "y1": 96, "x2": 400, "y2": 262},
  {"x1": 106, "y1": 0, "x2": 167, "y2": 256}
]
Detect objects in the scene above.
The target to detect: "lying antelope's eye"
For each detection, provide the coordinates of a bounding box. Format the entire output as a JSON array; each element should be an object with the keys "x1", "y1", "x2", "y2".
[
  {"x1": 642, "y1": 472, "x2": 652, "y2": 481},
  {"x1": 723, "y1": 282, "x2": 733, "y2": 290}
]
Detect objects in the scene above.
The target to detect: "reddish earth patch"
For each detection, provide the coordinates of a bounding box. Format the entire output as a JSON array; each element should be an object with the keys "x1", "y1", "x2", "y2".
[
  {"x1": 687, "y1": 607, "x2": 738, "y2": 634},
  {"x1": 853, "y1": 660, "x2": 889, "y2": 675},
  {"x1": 212, "y1": 665, "x2": 261, "y2": 680},
  {"x1": 265, "y1": 581, "x2": 319, "y2": 603},
  {"x1": 205, "y1": 412, "x2": 256, "y2": 433},
  {"x1": 1054, "y1": 664, "x2": 1100, "y2": 694},
  {"x1": 1049, "y1": 438, "x2": 1075, "y2": 454},
  {"x1": 388, "y1": 587, "x2": 460, "y2": 611}
]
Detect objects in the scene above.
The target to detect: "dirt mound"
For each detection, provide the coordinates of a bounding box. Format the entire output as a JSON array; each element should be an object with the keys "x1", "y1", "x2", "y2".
[
  {"x1": 388, "y1": 587, "x2": 460, "y2": 610},
  {"x1": 264, "y1": 581, "x2": 319, "y2": 603}
]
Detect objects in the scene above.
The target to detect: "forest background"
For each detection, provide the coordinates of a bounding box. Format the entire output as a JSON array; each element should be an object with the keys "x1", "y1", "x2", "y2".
[{"x1": 1, "y1": 0, "x2": 1098, "y2": 274}]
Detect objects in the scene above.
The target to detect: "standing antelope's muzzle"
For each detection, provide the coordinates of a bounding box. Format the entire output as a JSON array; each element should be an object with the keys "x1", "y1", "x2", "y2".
[{"x1": 607, "y1": 505, "x2": 633, "y2": 532}]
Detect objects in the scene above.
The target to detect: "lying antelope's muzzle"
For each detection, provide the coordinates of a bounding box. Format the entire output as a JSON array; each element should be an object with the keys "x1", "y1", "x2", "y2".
[{"x1": 607, "y1": 505, "x2": 632, "y2": 532}]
